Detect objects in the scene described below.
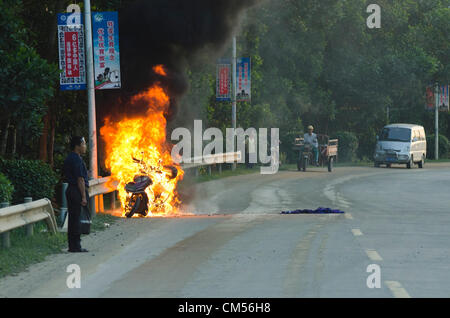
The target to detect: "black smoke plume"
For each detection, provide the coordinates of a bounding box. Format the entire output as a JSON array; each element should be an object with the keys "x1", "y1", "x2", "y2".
[{"x1": 97, "y1": 0, "x2": 259, "y2": 122}]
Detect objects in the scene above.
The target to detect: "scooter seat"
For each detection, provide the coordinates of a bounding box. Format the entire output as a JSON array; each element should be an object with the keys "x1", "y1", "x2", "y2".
[{"x1": 125, "y1": 175, "x2": 152, "y2": 193}]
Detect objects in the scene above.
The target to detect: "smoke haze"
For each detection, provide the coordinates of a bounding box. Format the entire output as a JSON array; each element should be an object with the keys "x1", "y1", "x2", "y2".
[{"x1": 98, "y1": 0, "x2": 259, "y2": 122}]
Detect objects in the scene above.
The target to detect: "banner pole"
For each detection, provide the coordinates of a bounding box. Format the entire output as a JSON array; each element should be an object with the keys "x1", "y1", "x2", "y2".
[
  {"x1": 232, "y1": 36, "x2": 237, "y2": 170},
  {"x1": 84, "y1": 0, "x2": 98, "y2": 180},
  {"x1": 435, "y1": 83, "x2": 439, "y2": 160},
  {"x1": 84, "y1": 0, "x2": 97, "y2": 218}
]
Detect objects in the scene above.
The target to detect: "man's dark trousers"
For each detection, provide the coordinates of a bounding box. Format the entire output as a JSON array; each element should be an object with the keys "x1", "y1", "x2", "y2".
[{"x1": 66, "y1": 185, "x2": 89, "y2": 251}]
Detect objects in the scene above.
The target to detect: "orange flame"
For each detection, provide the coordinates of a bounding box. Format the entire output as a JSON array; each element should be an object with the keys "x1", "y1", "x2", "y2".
[
  {"x1": 100, "y1": 84, "x2": 184, "y2": 217},
  {"x1": 153, "y1": 64, "x2": 167, "y2": 76}
]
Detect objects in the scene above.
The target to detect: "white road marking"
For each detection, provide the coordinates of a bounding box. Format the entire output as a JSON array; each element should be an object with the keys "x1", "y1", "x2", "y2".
[
  {"x1": 365, "y1": 249, "x2": 383, "y2": 261},
  {"x1": 323, "y1": 172, "x2": 381, "y2": 209},
  {"x1": 344, "y1": 213, "x2": 353, "y2": 220},
  {"x1": 385, "y1": 281, "x2": 411, "y2": 298},
  {"x1": 351, "y1": 229, "x2": 363, "y2": 236},
  {"x1": 336, "y1": 193, "x2": 351, "y2": 208}
]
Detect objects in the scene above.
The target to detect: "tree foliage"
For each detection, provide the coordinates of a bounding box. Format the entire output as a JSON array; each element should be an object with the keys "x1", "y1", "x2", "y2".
[
  {"x1": 1, "y1": 0, "x2": 449, "y2": 169},
  {"x1": 201, "y1": 0, "x2": 450, "y2": 161},
  {"x1": 0, "y1": 0, "x2": 59, "y2": 158},
  {"x1": 0, "y1": 159, "x2": 58, "y2": 203}
]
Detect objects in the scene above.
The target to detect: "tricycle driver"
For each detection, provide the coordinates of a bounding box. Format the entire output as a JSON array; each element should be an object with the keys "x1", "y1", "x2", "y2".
[{"x1": 301, "y1": 125, "x2": 319, "y2": 166}]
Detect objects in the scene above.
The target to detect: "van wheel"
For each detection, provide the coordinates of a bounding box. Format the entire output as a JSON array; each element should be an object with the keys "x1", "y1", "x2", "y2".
[
  {"x1": 418, "y1": 156, "x2": 424, "y2": 169},
  {"x1": 407, "y1": 157, "x2": 413, "y2": 169}
]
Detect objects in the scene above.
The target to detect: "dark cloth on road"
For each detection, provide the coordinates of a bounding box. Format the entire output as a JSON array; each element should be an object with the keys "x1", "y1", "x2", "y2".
[{"x1": 281, "y1": 207, "x2": 345, "y2": 214}]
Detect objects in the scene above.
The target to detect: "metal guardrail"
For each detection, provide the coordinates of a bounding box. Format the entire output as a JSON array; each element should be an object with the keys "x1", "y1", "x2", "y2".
[
  {"x1": 0, "y1": 198, "x2": 58, "y2": 249},
  {"x1": 87, "y1": 151, "x2": 241, "y2": 197},
  {"x1": 0, "y1": 152, "x2": 241, "y2": 247},
  {"x1": 179, "y1": 151, "x2": 241, "y2": 169},
  {"x1": 88, "y1": 176, "x2": 118, "y2": 197}
]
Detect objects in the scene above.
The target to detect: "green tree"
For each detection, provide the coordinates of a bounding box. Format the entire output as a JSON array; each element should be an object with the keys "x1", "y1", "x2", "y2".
[{"x1": 0, "y1": 0, "x2": 59, "y2": 158}]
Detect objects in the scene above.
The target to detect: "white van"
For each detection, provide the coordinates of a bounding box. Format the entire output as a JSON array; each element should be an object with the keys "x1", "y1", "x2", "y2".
[{"x1": 374, "y1": 124, "x2": 426, "y2": 169}]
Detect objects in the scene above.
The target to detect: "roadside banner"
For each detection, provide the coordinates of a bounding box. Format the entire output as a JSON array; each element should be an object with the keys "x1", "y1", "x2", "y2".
[
  {"x1": 216, "y1": 59, "x2": 231, "y2": 101},
  {"x1": 92, "y1": 12, "x2": 121, "y2": 89},
  {"x1": 236, "y1": 57, "x2": 251, "y2": 102},
  {"x1": 438, "y1": 85, "x2": 449, "y2": 112},
  {"x1": 57, "y1": 13, "x2": 86, "y2": 90},
  {"x1": 425, "y1": 86, "x2": 434, "y2": 111}
]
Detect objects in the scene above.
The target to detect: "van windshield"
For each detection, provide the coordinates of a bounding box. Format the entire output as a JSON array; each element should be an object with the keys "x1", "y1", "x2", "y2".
[{"x1": 379, "y1": 127, "x2": 411, "y2": 142}]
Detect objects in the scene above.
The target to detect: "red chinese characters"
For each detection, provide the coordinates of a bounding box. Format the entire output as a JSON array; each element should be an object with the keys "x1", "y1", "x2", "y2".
[
  {"x1": 244, "y1": 63, "x2": 248, "y2": 87},
  {"x1": 97, "y1": 28, "x2": 105, "y2": 68},
  {"x1": 219, "y1": 66, "x2": 230, "y2": 95},
  {"x1": 107, "y1": 21, "x2": 115, "y2": 62},
  {"x1": 64, "y1": 32, "x2": 80, "y2": 77}
]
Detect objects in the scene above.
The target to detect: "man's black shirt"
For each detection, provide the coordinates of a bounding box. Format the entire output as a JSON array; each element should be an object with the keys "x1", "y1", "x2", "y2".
[{"x1": 63, "y1": 152, "x2": 89, "y2": 188}]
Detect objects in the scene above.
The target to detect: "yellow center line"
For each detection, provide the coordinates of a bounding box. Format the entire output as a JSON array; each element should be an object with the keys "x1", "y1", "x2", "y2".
[
  {"x1": 365, "y1": 249, "x2": 383, "y2": 261},
  {"x1": 385, "y1": 281, "x2": 411, "y2": 298}
]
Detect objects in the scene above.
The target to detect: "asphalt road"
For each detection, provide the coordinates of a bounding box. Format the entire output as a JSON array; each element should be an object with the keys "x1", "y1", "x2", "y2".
[{"x1": 2, "y1": 163, "x2": 450, "y2": 298}]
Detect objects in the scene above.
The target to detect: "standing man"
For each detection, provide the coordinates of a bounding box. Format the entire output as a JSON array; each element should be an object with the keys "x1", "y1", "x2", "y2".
[
  {"x1": 302, "y1": 125, "x2": 319, "y2": 166},
  {"x1": 63, "y1": 136, "x2": 90, "y2": 252}
]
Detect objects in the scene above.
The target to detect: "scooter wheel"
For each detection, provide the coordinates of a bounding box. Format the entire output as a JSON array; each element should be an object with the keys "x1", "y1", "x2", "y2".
[{"x1": 125, "y1": 195, "x2": 142, "y2": 218}]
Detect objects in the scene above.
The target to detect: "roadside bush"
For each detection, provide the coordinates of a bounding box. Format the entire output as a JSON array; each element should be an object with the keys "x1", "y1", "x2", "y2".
[
  {"x1": 356, "y1": 128, "x2": 377, "y2": 160},
  {"x1": 335, "y1": 131, "x2": 359, "y2": 162},
  {"x1": 0, "y1": 172, "x2": 14, "y2": 203},
  {"x1": 279, "y1": 152, "x2": 287, "y2": 165},
  {"x1": 0, "y1": 159, "x2": 58, "y2": 204},
  {"x1": 426, "y1": 134, "x2": 450, "y2": 159}
]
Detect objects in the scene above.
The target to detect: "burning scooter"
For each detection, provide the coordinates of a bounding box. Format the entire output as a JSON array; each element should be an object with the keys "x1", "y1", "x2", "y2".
[{"x1": 124, "y1": 155, "x2": 178, "y2": 218}]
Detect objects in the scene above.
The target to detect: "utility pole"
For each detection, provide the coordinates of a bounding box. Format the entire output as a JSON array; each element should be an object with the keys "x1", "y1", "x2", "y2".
[
  {"x1": 84, "y1": 0, "x2": 98, "y2": 179},
  {"x1": 232, "y1": 36, "x2": 237, "y2": 170},
  {"x1": 84, "y1": 0, "x2": 97, "y2": 217},
  {"x1": 435, "y1": 83, "x2": 439, "y2": 160}
]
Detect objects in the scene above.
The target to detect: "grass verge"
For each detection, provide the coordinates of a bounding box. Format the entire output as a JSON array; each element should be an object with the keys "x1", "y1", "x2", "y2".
[
  {"x1": 0, "y1": 211, "x2": 118, "y2": 279},
  {"x1": 426, "y1": 158, "x2": 450, "y2": 163},
  {"x1": 91, "y1": 212, "x2": 118, "y2": 231}
]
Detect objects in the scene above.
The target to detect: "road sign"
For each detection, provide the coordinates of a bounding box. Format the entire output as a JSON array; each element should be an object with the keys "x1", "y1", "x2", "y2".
[
  {"x1": 57, "y1": 13, "x2": 86, "y2": 90},
  {"x1": 92, "y1": 11, "x2": 121, "y2": 89}
]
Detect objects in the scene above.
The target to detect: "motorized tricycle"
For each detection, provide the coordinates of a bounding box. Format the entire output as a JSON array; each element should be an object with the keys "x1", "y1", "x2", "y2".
[{"x1": 292, "y1": 134, "x2": 338, "y2": 172}]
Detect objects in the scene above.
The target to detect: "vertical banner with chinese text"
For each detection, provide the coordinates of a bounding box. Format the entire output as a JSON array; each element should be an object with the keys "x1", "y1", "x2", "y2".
[
  {"x1": 438, "y1": 85, "x2": 449, "y2": 112},
  {"x1": 216, "y1": 59, "x2": 231, "y2": 101},
  {"x1": 425, "y1": 86, "x2": 434, "y2": 111},
  {"x1": 57, "y1": 13, "x2": 86, "y2": 90},
  {"x1": 92, "y1": 12, "x2": 121, "y2": 89},
  {"x1": 236, "y1": 57, "x2": 251, "y2": 102}
]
